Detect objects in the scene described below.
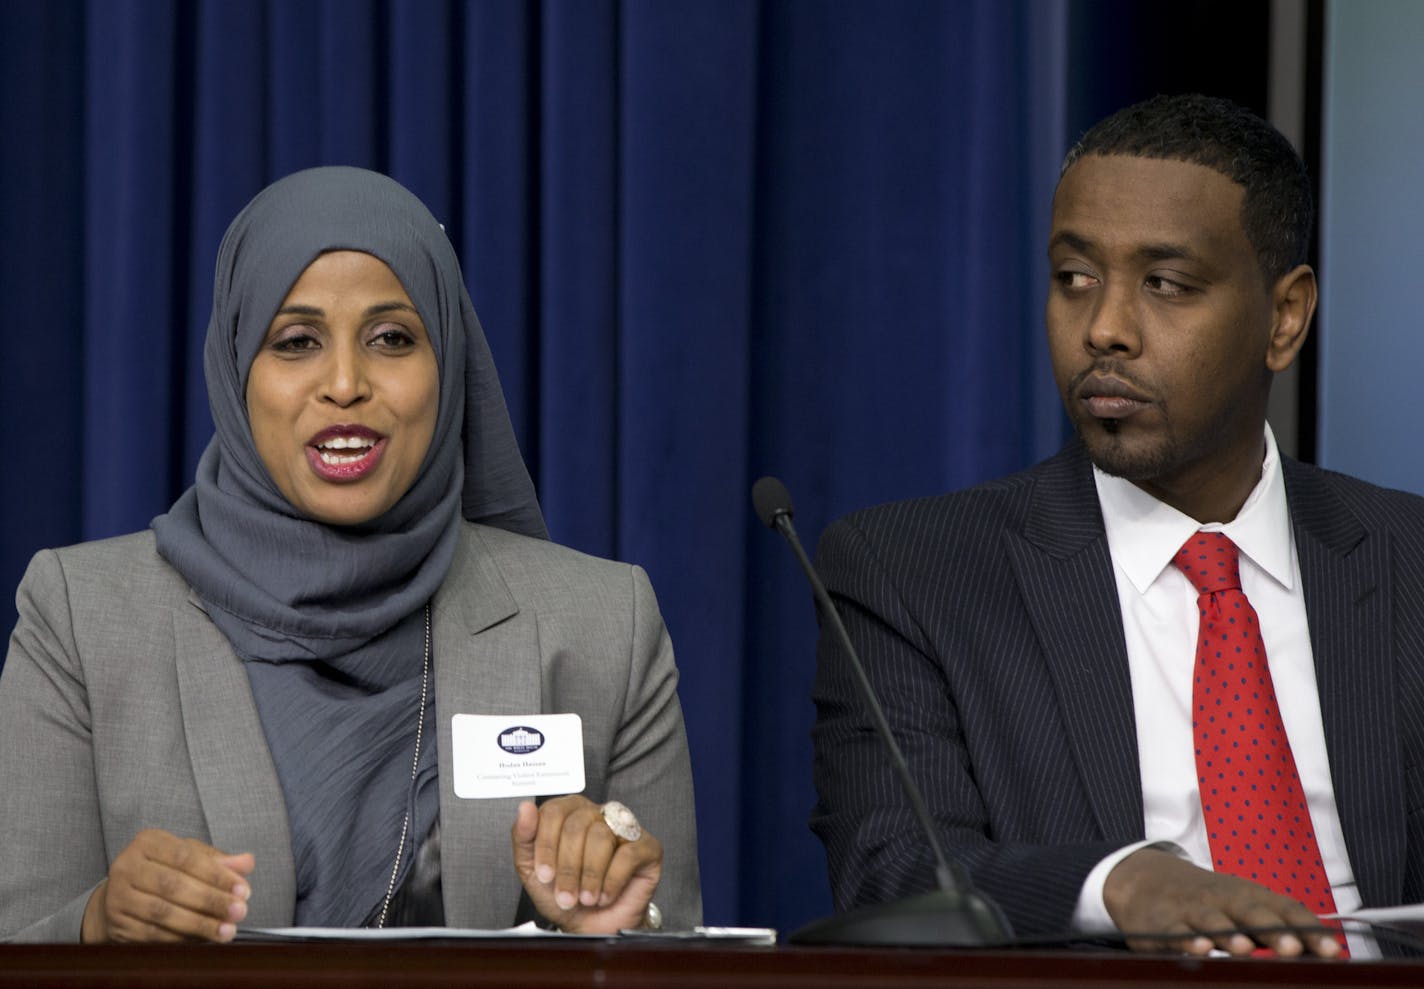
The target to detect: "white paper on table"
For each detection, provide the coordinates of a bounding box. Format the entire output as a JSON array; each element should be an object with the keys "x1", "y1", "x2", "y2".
[
  {"x1": 236, "y1": 921, "x2": 777, "y2": 944},
  {"x1": 236, "y1": 921, "x2": 586, "y2": 941},
  {"x1": 1327, "y1": 903, "x2": 1424, "y2": 939}
]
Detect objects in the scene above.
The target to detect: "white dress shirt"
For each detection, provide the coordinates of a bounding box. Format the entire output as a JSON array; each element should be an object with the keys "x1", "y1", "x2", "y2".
[{"x1": 1071, "y1": 426, "x2": 1368, "y2": 953}]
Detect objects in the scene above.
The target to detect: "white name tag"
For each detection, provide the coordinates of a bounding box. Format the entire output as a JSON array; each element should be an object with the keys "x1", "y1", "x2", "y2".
[{"x1": 451, "y1": 713, "x2": 586, "y2": 799}]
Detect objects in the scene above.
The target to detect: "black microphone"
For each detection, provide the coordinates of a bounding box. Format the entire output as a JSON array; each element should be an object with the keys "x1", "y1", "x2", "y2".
[{"x1": 752, "y1": 475, "x2": 1013, "y2": 947}]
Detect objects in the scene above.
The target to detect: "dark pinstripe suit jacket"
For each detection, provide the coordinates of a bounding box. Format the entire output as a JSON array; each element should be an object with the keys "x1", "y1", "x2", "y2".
[{"x1": 810, "y1": 441, "x2": 1424, "y2": 938}]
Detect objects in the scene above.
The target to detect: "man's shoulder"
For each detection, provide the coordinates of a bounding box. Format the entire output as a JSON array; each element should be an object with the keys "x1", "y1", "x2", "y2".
[
  {"x1": 814, "y1": 448, "x2": 1096, "y2": 615},
  {"x1": 1284, "y1": 458, "x2": 1424, "y2": 533},
  {"x1": 831, "y1": 444, "x2": 1087, "y2": 544}
]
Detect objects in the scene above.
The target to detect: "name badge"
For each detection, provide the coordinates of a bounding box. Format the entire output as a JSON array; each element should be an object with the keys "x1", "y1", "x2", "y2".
[{"x1": 451, "y1": 713, "x2": 586, "y2": 799}]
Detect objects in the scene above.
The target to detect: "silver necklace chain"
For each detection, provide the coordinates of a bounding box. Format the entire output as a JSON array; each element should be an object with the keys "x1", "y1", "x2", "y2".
[{"x1": 374, "y1": 603, "x2": 431, "y2": 929}]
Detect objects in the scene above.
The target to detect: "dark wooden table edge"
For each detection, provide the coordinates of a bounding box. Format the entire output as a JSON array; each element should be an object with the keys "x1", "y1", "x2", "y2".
[{"x1": 2, "y1": 940, "x2": 1419, "y2": 989}]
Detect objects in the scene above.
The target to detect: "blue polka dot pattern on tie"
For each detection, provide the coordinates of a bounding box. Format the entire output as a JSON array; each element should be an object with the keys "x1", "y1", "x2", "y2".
[{"x1": 1172, "y1": 531, "x2": 1342, "y2": 938}]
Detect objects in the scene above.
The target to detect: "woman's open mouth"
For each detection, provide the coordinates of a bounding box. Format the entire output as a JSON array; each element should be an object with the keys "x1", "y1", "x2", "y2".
[{"x1": 306, "y1": 426, "x2": 387, "y2": 481}]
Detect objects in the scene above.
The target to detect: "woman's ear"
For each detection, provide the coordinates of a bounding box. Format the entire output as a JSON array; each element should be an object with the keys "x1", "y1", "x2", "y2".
[{"x1": 1266, "y1": 263, "x2": 1317, "y2": 373}]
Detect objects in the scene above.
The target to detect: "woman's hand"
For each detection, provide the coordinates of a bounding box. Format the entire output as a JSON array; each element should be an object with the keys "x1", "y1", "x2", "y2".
[
  {"x1": 81, "y1": 828, "x2": 254, "y2": 943},
  {"x1": 511, "y1": 795, "x2": 661, "y2": 934}
]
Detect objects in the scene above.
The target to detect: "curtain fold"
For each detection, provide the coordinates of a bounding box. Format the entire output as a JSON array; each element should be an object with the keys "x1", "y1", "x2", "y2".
[
  {"x1": 83, "y1": 0, "x2": 183, "y2": 535},
  {"x1": 0, "y1": 0, "x2": 85, "y2": 593},
  {"x1": 539, "y1": 0, "x2": 621, "y2": 558},
  {"x1": 616, "y1": 0, "x2": 761, "y2": 912},
  {"x1": 1, "y1": 0, "x2": 1068, "y2": 934}
]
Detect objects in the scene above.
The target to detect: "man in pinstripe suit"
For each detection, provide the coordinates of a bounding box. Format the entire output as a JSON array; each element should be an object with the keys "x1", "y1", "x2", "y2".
[{"x1": 811, "y1": 94, "x2": 1424, "y2": 959}]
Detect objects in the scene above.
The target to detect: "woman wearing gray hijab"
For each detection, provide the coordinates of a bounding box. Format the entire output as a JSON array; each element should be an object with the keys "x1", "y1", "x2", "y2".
[{"x1": 0, "y1": 167, "x2": 700, "y2": 942}]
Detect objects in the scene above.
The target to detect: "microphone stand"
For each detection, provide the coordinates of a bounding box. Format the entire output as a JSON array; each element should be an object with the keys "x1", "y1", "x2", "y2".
[{"x1": 753, "y1": 476, "x2": 1013, "y2": 947}]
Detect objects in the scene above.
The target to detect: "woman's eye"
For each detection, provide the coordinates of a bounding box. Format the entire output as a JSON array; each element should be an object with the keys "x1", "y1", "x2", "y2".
[
  {"x1": 271, "y1": 330, "x2": 319, "y2": 353},
  {"x1": 371, "y1": 326, "x2": 416, "y2": 349}
]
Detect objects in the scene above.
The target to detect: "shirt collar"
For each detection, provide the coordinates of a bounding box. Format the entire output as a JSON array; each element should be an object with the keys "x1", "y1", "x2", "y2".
[{"x1": 1093, "y1": 424, "x2": 1294, "y2": 595}]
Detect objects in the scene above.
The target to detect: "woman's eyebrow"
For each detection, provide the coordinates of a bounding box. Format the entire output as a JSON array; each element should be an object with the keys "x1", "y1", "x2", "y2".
[
  {"x1": 365, "y1": 301, "x2": 419, "y2": 318},
  {"x1": 272, "y1": 301, "x2": 418, "y2": 318}
]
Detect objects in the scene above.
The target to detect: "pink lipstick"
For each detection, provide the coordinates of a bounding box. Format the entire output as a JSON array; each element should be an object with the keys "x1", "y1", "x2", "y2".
[{"x1": 306, "y1": 424, "x2": 387, "y2": 482}]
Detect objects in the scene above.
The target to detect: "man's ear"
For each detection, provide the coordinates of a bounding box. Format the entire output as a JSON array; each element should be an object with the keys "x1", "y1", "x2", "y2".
[{"x1": 1266, "y1": 263, "x2": 1317, "y2": 373}]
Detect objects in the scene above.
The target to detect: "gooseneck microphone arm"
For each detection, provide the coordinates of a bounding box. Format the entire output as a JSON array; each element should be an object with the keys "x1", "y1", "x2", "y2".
[
  {"x1": 751, "y1": 476, "x2": 961, "y2": 896},
  {"x1": 752, "y1": 475, "x2": 1012, "y2": 947}
]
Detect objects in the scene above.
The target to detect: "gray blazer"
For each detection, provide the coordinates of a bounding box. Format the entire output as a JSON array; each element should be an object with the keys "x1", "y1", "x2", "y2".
[{"x1": 0, "y1": 522, "x2": 701, "y2": 941}]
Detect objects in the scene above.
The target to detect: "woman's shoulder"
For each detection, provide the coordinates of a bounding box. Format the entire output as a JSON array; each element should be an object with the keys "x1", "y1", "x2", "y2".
[
  {"x1": 39, "y1": 529, "x2": 161, "y2": 568},
  {"x1": 23, "y1": 531, "x2": 187, "y2": 603},
  {"x1": 459, "y1": 522, "x2": 633, "y2": 568},
  {"x1": 453, "y1": 522, "x2": 652, "y2": 605}
]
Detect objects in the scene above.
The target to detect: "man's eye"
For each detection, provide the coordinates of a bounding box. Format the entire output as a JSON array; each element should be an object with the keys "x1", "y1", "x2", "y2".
[
  {"x1": 1145, "y1": 275, "x2": 1190, "y2": 297},
  {"x1": 1055, "y1": 270, "x2": 1096, "y2": 289}
]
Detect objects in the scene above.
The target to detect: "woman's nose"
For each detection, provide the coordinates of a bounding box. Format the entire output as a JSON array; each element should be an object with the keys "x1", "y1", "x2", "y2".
[{"x1": 320, "y1": 343, "x2": 371, "y2": 407}]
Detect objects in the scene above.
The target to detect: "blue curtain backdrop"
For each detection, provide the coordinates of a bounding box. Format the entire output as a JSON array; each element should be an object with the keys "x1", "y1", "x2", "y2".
[{"x1": 0, "y1": 0, "x2": 1069, "y2": 932}]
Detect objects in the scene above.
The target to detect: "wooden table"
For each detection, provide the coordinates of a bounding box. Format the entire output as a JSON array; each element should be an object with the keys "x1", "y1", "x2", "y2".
[{"x1": 2, "y1": 939, "x2": 1420, "y2": 989}]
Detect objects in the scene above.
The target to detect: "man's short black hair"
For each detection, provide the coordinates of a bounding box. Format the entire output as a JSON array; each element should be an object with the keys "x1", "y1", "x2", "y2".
[{"x1": 1061, "y1": 93, "x2": 1313, "y2": 284}]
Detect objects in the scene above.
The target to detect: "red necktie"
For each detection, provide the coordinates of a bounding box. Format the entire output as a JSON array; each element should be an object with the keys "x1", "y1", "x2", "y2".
[{"x1": 1173, "y1": 531, "x2": 1343, "y2": 948}]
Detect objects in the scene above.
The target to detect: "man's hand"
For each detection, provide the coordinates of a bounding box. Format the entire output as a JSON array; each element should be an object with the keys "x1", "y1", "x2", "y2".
[
  {"x1": 511, "y1": 795, "x2": 661, "y2": 934},
  {"x1": 81, "y1": 829, "x2": 253, "y2": 943},
  {"x1": 1104, "y1": 847, "x2": 1342, "y2": 958}
]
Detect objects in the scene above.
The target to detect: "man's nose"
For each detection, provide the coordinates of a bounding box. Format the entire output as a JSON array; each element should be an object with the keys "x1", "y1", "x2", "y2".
[{"x1": 1085, "y1": 283, "x2": 1142, "y2": 356}]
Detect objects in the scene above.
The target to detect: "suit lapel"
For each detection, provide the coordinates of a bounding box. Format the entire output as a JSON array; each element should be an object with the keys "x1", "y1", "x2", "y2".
[
  {"x1": 1285, "y1": 461, "x2": 1403, "y2": 906},
  {"x1": 1007, "y1": 446, "x2": 1144, "y2": 844},
  {"x1": 173, "y1": 596, "x2": 296, "y2": 926},
  {"x1": 434, "y1": 526, "x2": 543, "y2": 928}
]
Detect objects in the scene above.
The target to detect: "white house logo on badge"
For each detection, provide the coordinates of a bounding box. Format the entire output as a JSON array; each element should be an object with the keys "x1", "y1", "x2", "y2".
[{"x1": 498, "y1": 726, "x2": 545, "y2": 755}]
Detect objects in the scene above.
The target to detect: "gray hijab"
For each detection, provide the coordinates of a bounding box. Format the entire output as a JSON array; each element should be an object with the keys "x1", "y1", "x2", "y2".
[
  {"x1": 156, "y1": 165, "x2": 545, "y2": 655},
  {"x1": 153, "y1": 166, "x2": 545, "y2": 925}
]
